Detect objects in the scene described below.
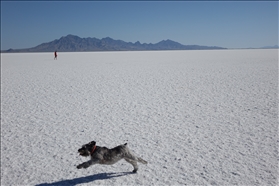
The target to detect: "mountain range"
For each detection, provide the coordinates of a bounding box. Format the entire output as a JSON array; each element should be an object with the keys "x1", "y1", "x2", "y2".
[
  {"x1": 2, "y1": 34, "x2": 227, "y2": 53},
  {"x1": 259, "y1": 45, "x2": 279, "y2": 49}
]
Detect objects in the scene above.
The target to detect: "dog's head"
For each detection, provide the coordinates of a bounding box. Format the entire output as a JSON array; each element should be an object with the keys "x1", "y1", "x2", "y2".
[{"x1": 78, "y1": 141, "x2": 96, "y2": 157}]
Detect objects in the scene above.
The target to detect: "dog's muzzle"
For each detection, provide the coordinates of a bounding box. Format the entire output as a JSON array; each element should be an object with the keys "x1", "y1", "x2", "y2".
[{"x1": 78, "y1": 148, "x2": 90, "y2": 157}]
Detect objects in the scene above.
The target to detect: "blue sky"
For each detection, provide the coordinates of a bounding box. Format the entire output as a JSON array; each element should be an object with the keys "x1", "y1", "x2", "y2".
[{"x1": 1, "y1": 1, "x2": 278, "y2": 49}]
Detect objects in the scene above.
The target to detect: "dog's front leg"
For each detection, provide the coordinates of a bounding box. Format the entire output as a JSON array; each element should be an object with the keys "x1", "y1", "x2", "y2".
[{"x1": 77, "y1": 160, "x2": 97, "y2": 169}]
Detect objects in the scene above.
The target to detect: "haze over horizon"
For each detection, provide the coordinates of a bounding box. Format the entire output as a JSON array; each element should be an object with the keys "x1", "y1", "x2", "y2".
[{"x1": 1, "y1": 1, "x2": 278, "y2": 50}]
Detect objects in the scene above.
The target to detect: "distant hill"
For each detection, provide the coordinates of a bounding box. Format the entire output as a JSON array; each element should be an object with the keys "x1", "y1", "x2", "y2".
[
  {"x1": 260, "y1": 45, "x2": 279, "y2": 49},
  {"x1": 2, "y1": 34, "x2": 227, "y2": 53}
]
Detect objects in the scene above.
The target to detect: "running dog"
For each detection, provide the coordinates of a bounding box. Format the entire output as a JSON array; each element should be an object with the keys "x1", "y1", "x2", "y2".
[{"x1": 77, "y1": 141, "x2": 147, "y2": 173}]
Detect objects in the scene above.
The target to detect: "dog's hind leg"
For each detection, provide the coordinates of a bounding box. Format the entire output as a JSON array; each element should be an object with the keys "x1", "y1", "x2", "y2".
[
  {"x1": 137, "y1": 157, "x2": 148, "y2": 164},
  {"x1": 124, "y1": 158, "x2": 139, "y2": 173},
  {"x1": 125, "y1": 152, "x2": 148, "y2": 165}
]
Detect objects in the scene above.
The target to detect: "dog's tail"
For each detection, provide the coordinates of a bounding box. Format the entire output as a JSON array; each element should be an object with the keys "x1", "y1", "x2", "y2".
[{"x1": 137, "y1": 157, "x2": 148, "y2": 164}]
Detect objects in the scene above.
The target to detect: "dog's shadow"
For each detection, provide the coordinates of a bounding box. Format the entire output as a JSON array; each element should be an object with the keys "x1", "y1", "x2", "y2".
[{"x1": 36, "y1": 172, "x2": 134, "y2": 186}]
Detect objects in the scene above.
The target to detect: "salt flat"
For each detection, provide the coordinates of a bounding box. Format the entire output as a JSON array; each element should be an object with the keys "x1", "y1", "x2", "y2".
[{"x1": 1, "y1": 49, "x2": 278, "y2": 185}]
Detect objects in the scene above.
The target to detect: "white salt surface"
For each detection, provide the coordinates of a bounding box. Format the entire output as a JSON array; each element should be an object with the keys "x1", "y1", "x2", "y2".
[{"x1": 1, "y1": 49, "x2": 278, "y2": 185}]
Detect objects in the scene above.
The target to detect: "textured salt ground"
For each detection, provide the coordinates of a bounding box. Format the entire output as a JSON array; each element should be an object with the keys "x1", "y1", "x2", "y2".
[{"x1": 1, "y1": 49, "x2": 278, "y2": 185}]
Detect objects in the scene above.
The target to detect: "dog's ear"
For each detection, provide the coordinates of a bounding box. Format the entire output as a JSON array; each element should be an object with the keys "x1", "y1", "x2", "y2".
[{"x1": 90, "y1": 141, "x2": 96, "y2": 146}]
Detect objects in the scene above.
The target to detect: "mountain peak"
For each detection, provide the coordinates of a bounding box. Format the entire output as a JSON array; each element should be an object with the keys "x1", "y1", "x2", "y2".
[
  {"x1": 102, "y1": 37, "x2": 113, "y2": 41},
  {"x1": 66, "y1": 34, "x2": 78, "y2": 37}
]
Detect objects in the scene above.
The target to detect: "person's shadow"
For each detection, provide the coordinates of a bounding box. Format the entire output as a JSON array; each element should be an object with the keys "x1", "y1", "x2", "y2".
[{"x1": 36, "y1": 172, "x2": 134, "y2": 186}]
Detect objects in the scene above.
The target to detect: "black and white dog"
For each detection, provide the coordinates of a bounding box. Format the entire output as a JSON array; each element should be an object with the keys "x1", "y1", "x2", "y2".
[{"x1": 77, "y1": 141, "x2": 147, "y2": 173}]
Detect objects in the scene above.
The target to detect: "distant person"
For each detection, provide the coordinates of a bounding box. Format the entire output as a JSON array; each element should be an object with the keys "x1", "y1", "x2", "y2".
[{"x1": 54, "y1": 51, "x2": 57, "y2": 60}]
